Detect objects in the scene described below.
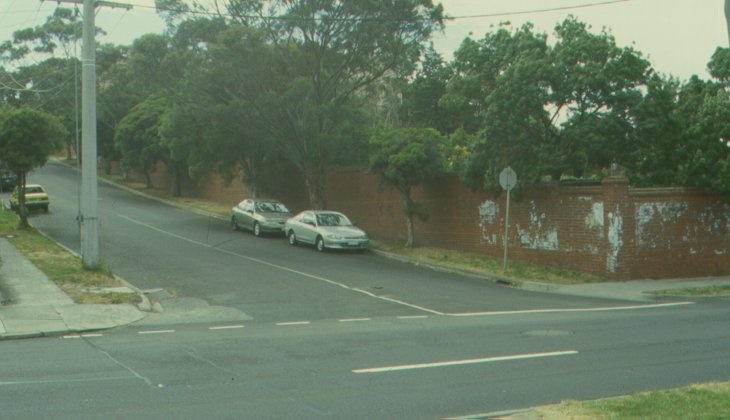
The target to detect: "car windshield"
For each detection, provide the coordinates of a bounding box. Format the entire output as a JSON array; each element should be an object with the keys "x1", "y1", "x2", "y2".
[
  {"x1": 255, "y1": 201, "x2": 289, "y2": 213},
  {"x1": 25, "y1": 186, "x2": 44, "y2": 194},
  {"x1": 316, "y1": 213, "x2": 351, "y2": 227}
]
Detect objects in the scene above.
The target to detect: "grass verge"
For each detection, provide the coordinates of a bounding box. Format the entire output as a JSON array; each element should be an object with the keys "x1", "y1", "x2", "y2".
[
  {"x1": 532, "y1": 382, "x2": 730, "y2": 419},
  {"x1": 372, "y1": 241, "x2": 605, "y2": 285},
  {"x1": 650, "y1": 285, "x2": 730, "y2": 297},
  {"x1": 0, "y1": 208, "x2": 140, "y2": 305}
]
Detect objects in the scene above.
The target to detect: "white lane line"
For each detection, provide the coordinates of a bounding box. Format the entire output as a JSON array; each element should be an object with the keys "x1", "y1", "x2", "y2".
[
  {"x1": 352, "y1": 287, "x2": 445, "y2": 315},
  {"x1": 447, "y1": 301, "x2": 695, "y2": 317},
  {"x1": 339, "y1": 318, "x2": 371, "y2": 322},
  {"x1": 208, "y1": 325, "x2": 244, "y2": 330},
  {"x1": 276, "y1": 321, "x2": 311, "y2": 326},
  {"x1": 398, "y1": 315, "x2": 429, "y2": 319},
  {"x1": 117, "y1": 214, "x2": 444, "y2": 315},
  {"x1": 62, "y1": 333, "x2": 103, "y2": 339},
  {"x1": 138, "y1": 330, "x2": 175, "y2": 335},
  {"x1": 352, "y1": 350, "x2": 579, "y2": 374}
]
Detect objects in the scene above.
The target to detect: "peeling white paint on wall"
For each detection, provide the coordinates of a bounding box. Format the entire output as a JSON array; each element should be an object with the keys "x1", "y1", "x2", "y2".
[
  {"x1": 516, "y1": 201, "x2": 559, "y2": 250},
  {"x1": 585, "y1": 202, "x2": 604, "y2": 232},
  {"x1": 606, "y1": 207, "x2": 623, "y2": 273},
  {"x1": 478, "y1": 200, "x2": 499, "y2": 245},
  {"x1": 636, "y1": 202, "x2": 689, "y2": 249}
]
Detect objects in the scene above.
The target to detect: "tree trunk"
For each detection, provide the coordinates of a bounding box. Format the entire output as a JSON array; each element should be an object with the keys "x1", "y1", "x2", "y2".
[
  {"x1": 404, "y1": 212, "x2": 415, "y2": 248},
  {"x1": 304, "y1": 167, "x2": 326, "y2": 210},
  {"x1": 18, "y1": 172, "x2": 29, "y2": 229},
  {"x1": 170, "y1": 163, "x2": 182, "y2": 197},
  {"x1": 402, "y1": 190, "x2": 415, "y2": 248}
]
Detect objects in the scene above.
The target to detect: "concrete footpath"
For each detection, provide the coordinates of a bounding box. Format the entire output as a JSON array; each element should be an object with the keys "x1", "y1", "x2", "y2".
[
  {"x1": 1, "y1": 236, "x2": 729, "y2": 340},
  {"x1": 0, "y1": 238, "x2": 147, "y2": 339}
]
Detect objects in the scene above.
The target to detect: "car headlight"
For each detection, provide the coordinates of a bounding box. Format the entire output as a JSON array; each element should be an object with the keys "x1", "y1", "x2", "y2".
[{"x1": 326, "y1": 234, "x2": 344, "y2": 240}]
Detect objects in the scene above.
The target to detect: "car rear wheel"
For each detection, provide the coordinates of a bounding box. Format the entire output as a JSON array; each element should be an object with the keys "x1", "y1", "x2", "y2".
[
  {"x1": 253, "y1": 222, "x2": 261, "y2": 237},
  {"x1": 315, "y1": 236, "x2": 325, "y2": 252},
  {"x1": 231, "y1": 217, "x2": 240, "y2": 231},
  {"x1": 287, "y1": 230, "x2": 298, "y2": 246}
]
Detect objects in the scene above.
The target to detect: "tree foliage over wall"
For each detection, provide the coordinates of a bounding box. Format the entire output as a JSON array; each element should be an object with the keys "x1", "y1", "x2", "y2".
[
  {"x1": 1, "y1": 4, "x2": 730, "y2": 212},
  {"x1": 369, "y1": 127, "x2": 447, "y2": 247}
]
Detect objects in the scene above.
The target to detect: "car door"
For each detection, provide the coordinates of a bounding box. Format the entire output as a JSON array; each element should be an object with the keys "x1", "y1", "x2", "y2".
[
  {"x1": 297, "y1": 212, "x2": 318, "y2": 244},
  {"x1": 240, "y1": 200, "x2": 255, "y2": 230},
  {"x1": 232, "y1": 200, "x2": 245, "y2": 228}
]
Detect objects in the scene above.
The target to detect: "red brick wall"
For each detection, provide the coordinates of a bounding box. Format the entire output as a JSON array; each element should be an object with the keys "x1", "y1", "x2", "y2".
[
  {"x1": 322, "y1": 168, "x2": 729, "y2": 280},
  {"x1": 135, "y1": 161, "x2": 730, "y2": 280}
]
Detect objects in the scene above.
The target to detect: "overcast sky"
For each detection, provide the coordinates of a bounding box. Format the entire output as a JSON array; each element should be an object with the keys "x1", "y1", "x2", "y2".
[{"x1": 0, "y1": 0, "x2": 727, "y2": 80}]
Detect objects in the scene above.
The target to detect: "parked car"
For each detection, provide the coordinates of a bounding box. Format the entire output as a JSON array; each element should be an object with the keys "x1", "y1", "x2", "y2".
[
  {"x1": 285, "y1": 210, "x2": 369, "y2": 252},
  {"x1": 0, "y1": 168, "x2": 17, "y2": 191},
  {"x1": 230, "y1": 198, "x2": 291, "y2": 236},
  {"x1": 10, "y1": 184, "x2": 49, "y2": 213}
]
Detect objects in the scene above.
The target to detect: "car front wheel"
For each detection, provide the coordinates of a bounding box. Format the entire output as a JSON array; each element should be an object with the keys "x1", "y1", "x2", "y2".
[
  {"x1": 315, "y1": 236, "x2": 325, "y2": 252},
  {"x1": 288, "y1": 230, "x2": 298, "y2": 246},
  {"x1": 231, "y1": 217, "x2": 240, "y2": 231},
  {"x1": 253, "y1": 222, "x2": 262, "y2": 237}
]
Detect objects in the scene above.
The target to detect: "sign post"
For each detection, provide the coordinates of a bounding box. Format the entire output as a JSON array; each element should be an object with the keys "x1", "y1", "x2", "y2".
[{"x1": 499, "y1": 166, "x2": 517, "y2": 273}]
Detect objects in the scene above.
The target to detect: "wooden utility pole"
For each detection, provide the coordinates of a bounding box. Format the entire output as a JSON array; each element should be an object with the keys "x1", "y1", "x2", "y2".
[
  {"x1": 42, "y1": 0, "x2": 132, "y2": 267},
  {"x1": 725, "y1": 0, "x2": 730, "y2": 46}
]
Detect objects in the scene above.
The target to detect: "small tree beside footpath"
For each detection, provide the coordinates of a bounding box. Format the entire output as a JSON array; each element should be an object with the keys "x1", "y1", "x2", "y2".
[
  {"x1": 369, "y1": 127, "x2": 447, "y2": 248},
  {"x1": 0, "y1": 106, "x2": 66, "y2": 228}
]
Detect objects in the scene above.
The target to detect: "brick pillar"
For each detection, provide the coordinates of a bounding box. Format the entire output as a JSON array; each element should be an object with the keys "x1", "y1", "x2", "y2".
[{"x1": 602, "y1": 176, "x2": 635, "y2": 280}]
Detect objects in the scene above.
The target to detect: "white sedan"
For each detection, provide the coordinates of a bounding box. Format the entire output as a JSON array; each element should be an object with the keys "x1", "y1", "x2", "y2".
[{"x1": 285, "y1": 210, "x2": 369, "y2": 252}]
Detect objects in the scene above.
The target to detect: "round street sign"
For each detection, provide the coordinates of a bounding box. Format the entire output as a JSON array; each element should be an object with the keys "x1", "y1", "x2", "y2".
[{"x1": 499, "y1": 166, "x2": 517, "y2": 191}]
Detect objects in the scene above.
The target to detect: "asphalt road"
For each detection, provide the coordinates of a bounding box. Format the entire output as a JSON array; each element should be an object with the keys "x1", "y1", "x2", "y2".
[
  {"x1": 1, "y1": 161, "x2": 726, "y2": 419},
  {"x1": 0, "y1": 302, "x2": 728, "y2": 419},
  {"x1": 28, "y1": 161, "x2": 633, "y2": 324}
]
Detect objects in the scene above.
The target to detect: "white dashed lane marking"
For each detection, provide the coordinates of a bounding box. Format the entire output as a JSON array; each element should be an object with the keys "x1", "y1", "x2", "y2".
[
  {"x1": 138, "y1": 330, "x2": 175, "y2": 335},
  {"x1": 62, "y1": 333, "x2": 103, "y2": 339},
  {"x1": 352, "y1": 350, "x2": 580, "y2": 374},
  {"x1": 339, "y1": 318, "x2": 371, "y2": 322}
]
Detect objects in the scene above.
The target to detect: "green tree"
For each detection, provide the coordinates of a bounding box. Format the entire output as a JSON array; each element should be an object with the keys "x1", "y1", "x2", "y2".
[
  {"x1": 369, "y1": 127, "x2": 446, "y2": 248},
  {"x1": 708, "y1": 47, "x2": 730, "y2": 86},
  {"x1": 450, "y1": 23, "x2": 555, "y2": 192},
  {"x1": 550, "y1": 17, "x2": 651, "y2": 176},
  {"x1": 114, "y1": 96, "x2": 169, "y2": 188},
  {"x1": 162, "y1": 23, "x2": 276, "y2": 197},
  {"x1": 0, "y1": 107, "x2": 66, "y2": 227},
  {"x1": 180, "y1": 0, "x2": 444, "y2": 209},
  {"x1": 677, "y1": 77, "x2": 730, "y2": 196},
  {"x1": 0, "y1": 7, "x2": 86, "y2": 63},
  {"x1": 627, "y1": 74, "x2": 686, "y2": 186},
  {"x1": 96, "y1": 43, "x2": 130, "y2": 170},
  {"x1": 4, "y1": 58, "x2": 78, "y2": 157},
  {"x1": 401, "y1": 45, "x2": 456, "y2": 133},
  {"x1": 449, "y1": 18, "x2": 651, "y2": 193}
]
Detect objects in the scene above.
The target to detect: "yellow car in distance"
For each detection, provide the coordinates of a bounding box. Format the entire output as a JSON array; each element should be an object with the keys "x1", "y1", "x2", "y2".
[{"x1": 10, "y1": 184, "x2": 49, "y2": 213}]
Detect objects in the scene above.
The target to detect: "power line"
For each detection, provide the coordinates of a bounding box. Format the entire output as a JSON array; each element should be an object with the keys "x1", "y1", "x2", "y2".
[
  {"x1": 112, "y1": 0, "x2": 635, "y2": 22},
  {"x1": 445, "y1": 0, "x2": 632, "y2": 21}
]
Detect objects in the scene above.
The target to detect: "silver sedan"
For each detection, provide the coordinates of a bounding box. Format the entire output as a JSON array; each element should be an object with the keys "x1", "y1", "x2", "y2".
[
  {"x1": 230, "y1": 198, "x2": 291, "y2": 236},
  {"x1": 285, "y1": 210, "x2": 369, "y2": 252}
]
